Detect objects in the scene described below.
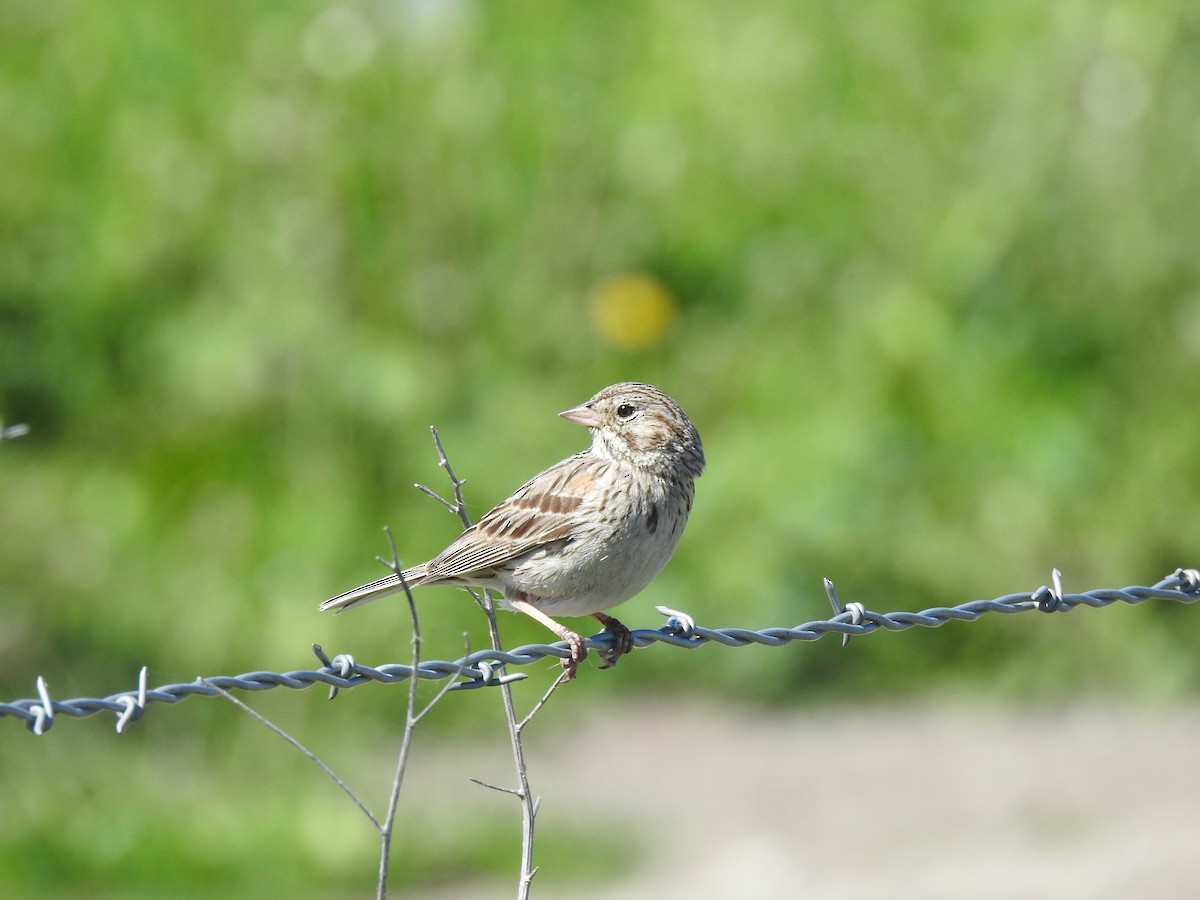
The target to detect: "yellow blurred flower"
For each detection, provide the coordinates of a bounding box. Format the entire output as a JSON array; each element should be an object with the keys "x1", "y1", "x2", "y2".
[{"x1": 588, "y1": 274, "x2": 679, "y2": 350}]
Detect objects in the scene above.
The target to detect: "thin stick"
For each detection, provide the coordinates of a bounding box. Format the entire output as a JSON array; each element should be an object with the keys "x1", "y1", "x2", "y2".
[
  {"x1": 473, "y1": 585, "x2": 541, "y2": 899},
  {"x1": 419, "y1": 427, "x2": 541, "y2": 898},
  {"x1": 414, "y1": 633, "x2": 472, "y2": 723},
  {"x1": 433, "y1": 427, "x2": 472, "y2": 530},
  {"x1": 417, "y1": 426, "x2": 472, "y2": 530},
  {"x1": 200, "y1": 679, "x2": 381, "y2": 830},
  {"x1": 375, "y1": 539, "x2": 421, "y2": 900},
  {"x1": 517, "y1": 670, "x2": 570, "y2": 734},
  {"x1": 414, "y1": 483, "x2": 461, "y2": 515},
  {"x1": 469, "y1": 777, "x2": 524, "y2": 797}
]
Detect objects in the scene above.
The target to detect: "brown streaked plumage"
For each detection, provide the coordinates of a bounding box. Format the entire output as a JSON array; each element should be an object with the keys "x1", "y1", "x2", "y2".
[{"x1": 320, "y1": 382, "x2": 705, "y2": 678}]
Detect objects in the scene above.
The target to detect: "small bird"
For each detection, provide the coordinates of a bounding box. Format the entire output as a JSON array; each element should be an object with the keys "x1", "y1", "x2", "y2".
[{"x1": 321, "y1": 382, "x2": 705, "y2": 678}]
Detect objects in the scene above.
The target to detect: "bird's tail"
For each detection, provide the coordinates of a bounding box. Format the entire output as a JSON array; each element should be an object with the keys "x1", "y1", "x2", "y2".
[{"x1": 319, "y1": 565, "x2": 428, "y2": 613}]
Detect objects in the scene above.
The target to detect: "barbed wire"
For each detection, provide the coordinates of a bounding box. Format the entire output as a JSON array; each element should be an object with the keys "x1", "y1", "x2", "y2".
[{"x1": 4, "y1": 567, "x2": 1198, "y2": 736}]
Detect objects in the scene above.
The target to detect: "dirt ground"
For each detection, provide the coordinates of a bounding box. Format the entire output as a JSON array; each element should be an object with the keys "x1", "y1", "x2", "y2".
[{"x1": 418, "y1": 697, "x2": 1200, "y2": 899}]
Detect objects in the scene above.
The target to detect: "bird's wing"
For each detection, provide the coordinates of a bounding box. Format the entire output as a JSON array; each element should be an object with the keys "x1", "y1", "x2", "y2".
[{"x1": 421, "y1": 452, "x2": 602, "y2": 582}]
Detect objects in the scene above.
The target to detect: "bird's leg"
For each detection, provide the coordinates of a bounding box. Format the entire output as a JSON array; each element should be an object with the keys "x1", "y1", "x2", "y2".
[
  {"x1": 507, "y1": 595, "x2": 587, "y2": 679},
  {"x1": 591, "y1": 613, "x2": 633, "y2": 669}
]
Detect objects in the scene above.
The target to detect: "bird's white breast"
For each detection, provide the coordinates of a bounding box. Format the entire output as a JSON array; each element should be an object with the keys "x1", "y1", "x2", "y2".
[{"x1": 499, "y1": 474, "x2": 691, "y2": 617}]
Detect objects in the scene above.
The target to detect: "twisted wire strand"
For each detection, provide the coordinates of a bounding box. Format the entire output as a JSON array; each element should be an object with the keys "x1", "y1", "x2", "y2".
[{"x1": 4, "y1": 568, "x2": 1197, "y2": 734}]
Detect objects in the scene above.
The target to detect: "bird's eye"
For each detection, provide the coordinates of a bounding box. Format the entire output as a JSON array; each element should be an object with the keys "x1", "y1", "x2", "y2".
[{"x1": 616, "y1": 403, "x2": 637, "y2": 420}]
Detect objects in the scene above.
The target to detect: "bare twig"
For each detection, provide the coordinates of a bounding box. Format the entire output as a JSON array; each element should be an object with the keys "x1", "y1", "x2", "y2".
[
  {"x1": 195, "y1": 427, "x2": 560, "y2": 899},
  {"x1": 419, "y1": 428, "x2": 544, "y2": 898},
  {"x1": 469, "y1": 776, "x2": 524, "y2": 797},
  {"x1": 414, "y1": 426, "x2": 472, "y2": 530},
  {"x1": 414, "y1": 483, "x2": 461, "y2": 516},
  {"x1": 517, "y1": 670, "x2": 571, "y2": 734},
  {"x1": 205, "y1": 521, "x2": 467, "y2": 900},
  {"x1": 415, "y1": 633, "x2": 473, "y2": 723},
  {"x1": 476, "y1": 584, "x2": 542, "y2": 898},
  {"x1": 200, "y1": 679, "x2": 381, "y2": 830},
  {"x1": 375, "y1": 533, "x2": 420, "y2": 900}
]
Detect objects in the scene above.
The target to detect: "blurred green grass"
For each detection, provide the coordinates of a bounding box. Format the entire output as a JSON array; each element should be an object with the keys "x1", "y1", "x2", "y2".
[{"x1": 3, "y1": 0, "x2": 1199, "y2": 895}]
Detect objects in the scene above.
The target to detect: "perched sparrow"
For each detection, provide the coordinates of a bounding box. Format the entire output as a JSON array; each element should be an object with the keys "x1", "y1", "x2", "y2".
[{"x1": 321, "y1": 382, "x2": 705, "y2": 678}]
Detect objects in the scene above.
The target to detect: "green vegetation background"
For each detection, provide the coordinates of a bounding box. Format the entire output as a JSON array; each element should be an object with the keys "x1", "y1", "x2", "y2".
[{"x1": 2, "y1": 1, "x2": 1198, "y2": 895}]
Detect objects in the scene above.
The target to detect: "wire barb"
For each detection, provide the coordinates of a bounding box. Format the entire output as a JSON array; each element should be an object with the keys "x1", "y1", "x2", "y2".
[
  {"x1": 1031, "y1": 568, "x2": 1066, "y2": 612},
  {"x1": 1174, "y1": 568, "x2": 1200, "y2": 592},
  {"x1": 824, "y1": 578, "x2": 867, "y2": 647},
  {"x1": 655, "y1": 605, "x2": 696, "y2": 637},
  {"x1": 29, "y1": 676, "x2": 53, "y2": 735},
  {"x1": 453, "y1": 661, "x2": 527, "y2": 691},
  {"x1": 114, "y1": 667, "x2": 148, "y2": 733},
  {"x1": 4, "y1": 568, "x2": 1198, "y2": 733}
]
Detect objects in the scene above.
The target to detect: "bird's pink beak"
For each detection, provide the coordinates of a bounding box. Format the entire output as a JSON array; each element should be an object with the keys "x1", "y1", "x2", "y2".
[{"x1": 559, "y1": 403, "x2": 602, "y2": 428}]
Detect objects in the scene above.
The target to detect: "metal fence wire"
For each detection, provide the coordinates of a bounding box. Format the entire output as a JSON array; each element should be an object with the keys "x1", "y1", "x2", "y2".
[{"x1": 4, "y1": 567, "x2": 1198, "y2": 736}]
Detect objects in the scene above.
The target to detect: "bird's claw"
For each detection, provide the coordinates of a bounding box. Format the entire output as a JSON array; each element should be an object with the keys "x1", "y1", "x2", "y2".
[
  {"x1": 595, "y1": 615, "x2": 634, "y2": 670},
  {"x1": 561, "y1": 633, "x2": 587, "y2": 680}
]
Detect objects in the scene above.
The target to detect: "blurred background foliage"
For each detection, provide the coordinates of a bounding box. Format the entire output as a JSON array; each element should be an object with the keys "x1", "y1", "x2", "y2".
[{"x1": 2, "y1": 0, "x2": 1199, "y2": 895}]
